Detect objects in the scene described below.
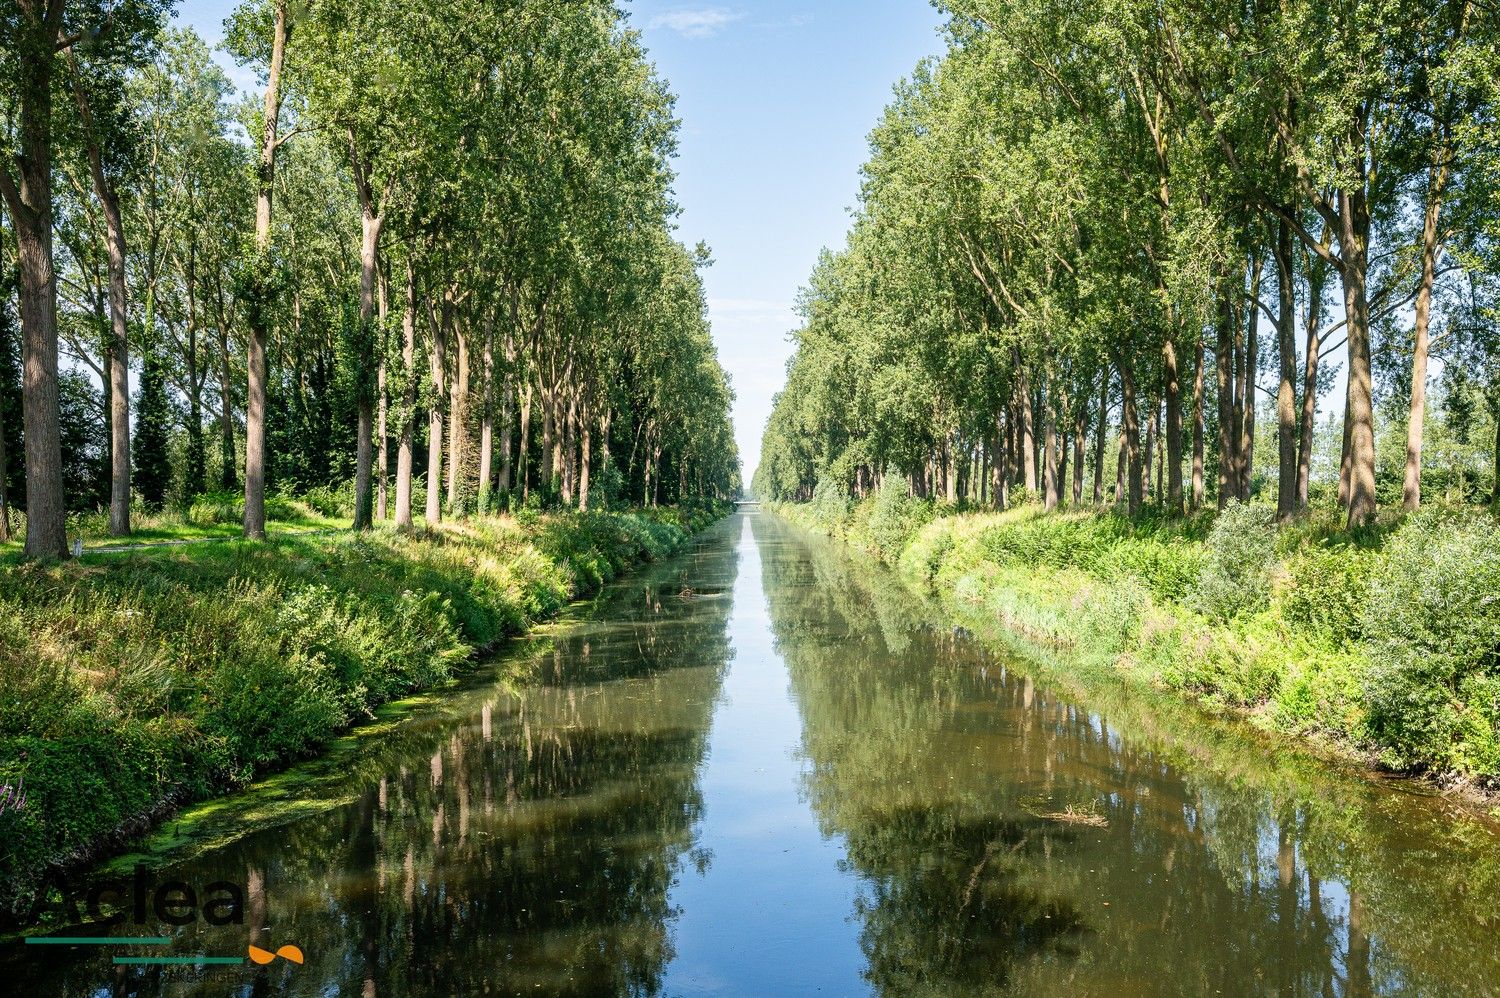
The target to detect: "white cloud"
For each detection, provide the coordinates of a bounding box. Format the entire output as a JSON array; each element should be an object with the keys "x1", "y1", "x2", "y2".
[{"x1": 648, "y1": 8, "x2": 744, "y2": 39}]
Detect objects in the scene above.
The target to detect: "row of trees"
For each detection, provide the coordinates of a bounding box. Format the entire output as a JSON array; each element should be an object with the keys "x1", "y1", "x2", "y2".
[
  {"x1": 1, "y1": 0, "x2": 739, "y2": 559},
  {"x1": 754, "y1": 0, "x2": 1499, "y2": 523}
]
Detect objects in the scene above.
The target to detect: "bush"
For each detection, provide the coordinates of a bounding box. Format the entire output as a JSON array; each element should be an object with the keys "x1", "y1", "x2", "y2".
[
  {"x1": 186, "y1": 490, "x2": 242, "y2": 526},
  {"x1": 1277, "y1": 543, "x2": 1374, "y2": 648},
  {"x1": 808, "y1": 477, "x2": 853, "y2": 531},
  {"x1": 1189, "y1": 502, "x2": 1278, "y2": 621},
  {"x1": 302, "y1": 481, "x2": 355, "y2": 518},
  {"x1": 187, "y1": 490, "x2": 301, "y2": 526},
  {"x1": 862, "y1": 480, "x2": 932, "y2": 562},
  {"x1": 1362, "y1": 509, "x2": 1500, "y2": 775}
]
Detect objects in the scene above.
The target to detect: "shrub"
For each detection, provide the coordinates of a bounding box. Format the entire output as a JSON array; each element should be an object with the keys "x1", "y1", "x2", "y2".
[
  {"x1": 1189, "y1": 502, "x2": 1279, "y2": 622},
  {"x1": 186, "y1": 490, "x2": 242, "y2": 526},
  {"x1": 1277, "y1": 543, "x2": 1374, "y2": 648},
  {"x1": 1362, "y1": 509, "x2": 1500, "y2": 775},
  {"x1": 862, "y1": 480, "x2": 932, "y2": 562},
  {"x1": 808, "y1": 477, "x2": 853, "y2": 532},
  {"x1": 302, "y1": 481, "x2": 355, "y2": 518}
]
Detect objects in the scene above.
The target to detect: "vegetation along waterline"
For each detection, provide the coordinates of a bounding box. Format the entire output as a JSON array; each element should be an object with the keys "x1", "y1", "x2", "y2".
[
  {"x1": 0, "y1": 496, "x2": 730, "y2": 925},
  {"x1": 769, "y1": 487, "x2": 1500, "y2": 793}
]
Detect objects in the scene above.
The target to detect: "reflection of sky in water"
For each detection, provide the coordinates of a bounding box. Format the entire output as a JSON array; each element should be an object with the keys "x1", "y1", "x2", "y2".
[{"x1": 663, "y1": 516, "x2": 866, "y2": 995}]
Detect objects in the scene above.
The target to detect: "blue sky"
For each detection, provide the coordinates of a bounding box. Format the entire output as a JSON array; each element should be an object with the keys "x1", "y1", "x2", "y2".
[{"x1": 172, "y1": 1, "x2": 947, "y2": 486}]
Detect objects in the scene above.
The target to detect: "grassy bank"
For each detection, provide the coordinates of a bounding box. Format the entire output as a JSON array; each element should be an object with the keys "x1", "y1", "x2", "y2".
[
  {"x1": 0, "y1": 501, "x2": 727, "y2": 920},
  {"x1": 770, "y1": 486, "x2": 1500, "y2": 790}
]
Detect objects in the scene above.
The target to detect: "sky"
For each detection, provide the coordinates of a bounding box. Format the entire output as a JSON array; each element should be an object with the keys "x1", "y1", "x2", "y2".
[{"x1": 171, "y1": 0, "x2": 948, "y2": 488}]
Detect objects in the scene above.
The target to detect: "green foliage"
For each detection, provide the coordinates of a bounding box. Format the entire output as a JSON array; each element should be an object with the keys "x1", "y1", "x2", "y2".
[
  {"x1": 1189, "y1": 503, "x2": 1279, "y2": 622},
  {"x1": 302, "y1": 480, "x2": 355, "y2": 518},
  {"x1": 1277, "y1": 544, "x2": 1374, "y2": 648},
  {"x1": 862, "y1": 480, "x2": 933, "y2": 562},
  {"x1": 1362, "y1": 510, "x2": 1500, "y2": 775},
  {"x1": 809, "y1": 477, "x2": 853, "y2": 531},
  {"x1": 587, "y1": 459, "x2": 627, "y2": 512},
  {"x1": 185, "y1": 489, "x2": 298, "y2": 526}
]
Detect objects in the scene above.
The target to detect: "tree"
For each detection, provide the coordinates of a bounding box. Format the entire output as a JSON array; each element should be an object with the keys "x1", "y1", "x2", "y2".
[{"x1": 227, "y1": 0, "x2": 291, "y2": 541}]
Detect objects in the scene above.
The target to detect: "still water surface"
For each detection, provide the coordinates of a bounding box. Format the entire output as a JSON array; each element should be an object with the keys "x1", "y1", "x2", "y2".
[{"x1": 9, "y1": 513, "x2": 1500, "y2": 995}]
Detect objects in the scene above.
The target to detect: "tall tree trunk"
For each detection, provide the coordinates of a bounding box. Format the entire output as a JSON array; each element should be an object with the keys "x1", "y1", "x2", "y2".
[
  {"x1": 997, "y1": 410, "x2": 1010, "y2": 509},
  {"x1": 352, "y1": 206, "x2": 382, "y2": 530},
  {"x1": 1118, "y1": 356, "x2": 1143, "y2": 515},
  {"x1": 1163, "y1": 338, "x2": 1183, "y2": 515},
  {"x1": 561, "y1": 386, "x2": 578, "y2": 505},
  {"x1": 244, "y1": 0, "x2": 289, "y2": 541},
  {"x1": 1191, "y1": 331, "x2": 1205, "y2": 510},
  {"x1": 1235, "y1": 256, "x2": 1259, "y2": 501},
  {"x1": 376, "y1": 268, "x2": 388, "y2": 521},
  {"x1": 578, "y1": 398, "x2": 592, "y2": 511},
  {"x1": 394, "y1": 262, "x2": 417, "y2": 529},
  {"x1": 425, "y1": 293, "x2": 448, "y2": 526},
  {"x1": 445, "y1": 318, "x2": 468, "y2": 514},
  {"x1": 1155, "y1": 402, "x2": 1164, "y2": 499},
  {"x1": 1403, "y1": 156, "x2": 1448, "y2": 511},
  {"x1": 497, "y1": 382, "x2": 513, "y2": 496},
  {"x1": 1296, "y1": 252, "x2": 1327, "y2": 510},
  {"x1": 1243, "y1": 301, "x2": 1257, "y2": 501},
  {"x1": 1143, "y1": 397, "x2": 1156, "y2": 500},
  {"x1": 1015, "y1": 355, "x2": 1037, "y2": 493},
  {"x1": 1274, "y1": 218, "x2": 1298, "y2": 521},
  {"x1": 1071, "y1": 409, "x2": 1085, "y2": 505},
  {"x1": 1338, "y1": 184, "x2": 1378, "y2": 526},
  {"x1": 477, "y1": 316, "x2": 494, "y2": 512},
  {"x1": 1215, "y1": 290, "x2": 1238, "y2": 509},
  {"x1": 0, "y1": 0, "x2": 68, "y2": 559},
  {"x1": 1116, "y1": 432, "x2": 1127, "y2": 507},
  {"x1": 539, "y1": 382, "x2": 555, "y2": 492},
  {"x1": 1093, "y1": 372, "x2": 1107, "y2": 503},
  {"x1": 71, "y1": 63, "x2": 131, "y2": 536},
  {"x1": 518, "y1": 382, "x2": 532, "y2": 500},
  {"x1": 1043, "y1": 381, "x2": 1060, "y2": 511}
]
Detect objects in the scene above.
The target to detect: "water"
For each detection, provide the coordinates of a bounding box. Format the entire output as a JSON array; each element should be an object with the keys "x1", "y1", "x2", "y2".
[{"x1": 8, "y1": 512, "x2": 1500, "y2": 996}]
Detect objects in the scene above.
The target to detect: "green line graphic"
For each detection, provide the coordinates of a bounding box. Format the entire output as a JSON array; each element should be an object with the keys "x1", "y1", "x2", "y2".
[
  {"x1": 112, "y1": 956, "x2": 245, "y2": 965},
  {"x1": 25, "y1": 937, "x2": 171, "y2": 945}
]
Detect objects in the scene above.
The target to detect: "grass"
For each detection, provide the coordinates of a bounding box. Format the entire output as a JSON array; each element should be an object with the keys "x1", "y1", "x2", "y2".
[
  {"x1": 0, "y1": 500, "x2": 729, "y2": 923},
  {"x1": 0, "y1": 494, "x2": 345, "y2": 558},
  {"x1": 771, "y1": 486, "x2": 1500, "y2": 791}
]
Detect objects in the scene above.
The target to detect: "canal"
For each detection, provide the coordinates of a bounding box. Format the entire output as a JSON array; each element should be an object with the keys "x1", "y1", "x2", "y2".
[{"x1": 9, "y1": 512, "x2": 1500, "y2": 995}]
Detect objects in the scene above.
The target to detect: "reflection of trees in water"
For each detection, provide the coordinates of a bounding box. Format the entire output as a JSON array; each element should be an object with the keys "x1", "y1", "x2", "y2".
[
  {"x1": 846, "y1": 807, "x2": 1084, "y2": 996},
  {"x1": 756, "y1": 514, "x2": 1084, "y2": 992},
  {"x1": 757, "y1": 514, "x2": 1500, "y2": 996},
  {"x1": 12, "y1": 533, "x2": 739, "y2": 998}
]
